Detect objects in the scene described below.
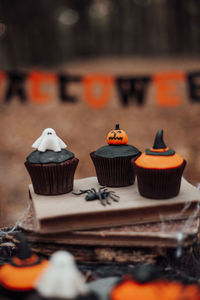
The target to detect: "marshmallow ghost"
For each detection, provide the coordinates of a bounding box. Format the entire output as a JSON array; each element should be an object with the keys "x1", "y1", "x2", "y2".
[
  {"x1": 35, "y1": 251, "x2": 89, "y2": 299},
  {"x1": 32, "y1": 128, "x2": 67, "y2": 152}
]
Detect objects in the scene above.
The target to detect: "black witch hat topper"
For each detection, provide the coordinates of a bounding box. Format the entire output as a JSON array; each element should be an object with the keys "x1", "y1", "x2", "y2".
[
  {"x1": 11, "y1": 232, "x2": 42, "y2": 266},
  {"x1": 146, "y1": 130, "x2": 175, "y2": 156}
]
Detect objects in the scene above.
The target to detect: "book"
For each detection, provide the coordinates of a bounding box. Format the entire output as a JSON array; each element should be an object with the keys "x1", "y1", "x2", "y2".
[
  {"x1": 28, "y1": 177, "x2": 200, "y2": 234},
  {"x1": 20, "y1": 205, "x2": 199, "y2": 248}
]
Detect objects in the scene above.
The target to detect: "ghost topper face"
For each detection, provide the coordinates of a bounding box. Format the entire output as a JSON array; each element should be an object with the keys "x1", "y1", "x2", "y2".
[
  {"x1": 32, "y1": 128, "x2": 67, "y2": 152},
  {"x1": 43, "y1": 128, "x2": 56, "y2": 136}
]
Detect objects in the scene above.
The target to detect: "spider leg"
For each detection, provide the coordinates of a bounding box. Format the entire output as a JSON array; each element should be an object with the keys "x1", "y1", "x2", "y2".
[
  {"x1": 98, "y1": 193, "x2": 106, "y2": 206},
  {"x1": 99, "y1": 185, "x2": 107, "y2": 190},
  {"x1": 105, "y1": 195, "x2": 111, "y2": 205},
  {"x1": 109, "y1": 193, "x2": 119, "y2": 202},
  {"x1": 91, "y1": 188, "x2": 97, "y2": 193},
  {"x1": 108, "y1": 190, "x2": 116, "y2": 194},
  {"x1": 72, "y1": 189, "x2": 91, "y2": 195},
  {"x1": 110, "y1": 191, "x2": 120, "y2": 199},
  {"x1": 99, "y1": 186, "x2": 107, "y2": 191}
]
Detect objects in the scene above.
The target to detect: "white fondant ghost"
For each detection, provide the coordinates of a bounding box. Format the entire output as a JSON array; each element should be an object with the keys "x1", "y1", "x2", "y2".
[
  {"x1": 32, "y1": 128, "x2": 67, "y2": 152},
  {"x1": 35, "y1": 251, "x2": 89, "y2": 299}
]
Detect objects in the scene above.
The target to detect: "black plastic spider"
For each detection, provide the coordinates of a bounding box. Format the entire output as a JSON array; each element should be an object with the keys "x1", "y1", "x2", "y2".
[{"x1": 72, "y1": 186, "x2": 120, "y2": 206}]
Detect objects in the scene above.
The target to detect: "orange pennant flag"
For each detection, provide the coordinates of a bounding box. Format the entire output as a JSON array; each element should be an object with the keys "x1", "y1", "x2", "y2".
[{"x1": 0, "y1": 71, "x2": 4, "y2": 99}]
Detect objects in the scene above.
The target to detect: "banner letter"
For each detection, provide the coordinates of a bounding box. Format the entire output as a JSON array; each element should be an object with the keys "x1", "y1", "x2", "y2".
[
  {"x1": 187, "y1": 71, "x2": 200, "y2": 102},
  {"x1": 83, "y1": 75, "x2": 113, "y2": 109},
  {"x1": 4, "y1": 71, "x2": 27, "y2": 103},
  {"x1": 153, "y1": 72, "x2": 185, "y2": 107},
  {"x1": 58, "y1": 74, "x2": 81, "y2": 102},
  {"x1": 116, "y1": 76, "x2": 150, "y2": 106},
  {"x1": 0, "y1": 71, "x2": 4, "y2": 100},
  {"x1": 29, "y1": 71, "x2": 56, "y2": 103}
]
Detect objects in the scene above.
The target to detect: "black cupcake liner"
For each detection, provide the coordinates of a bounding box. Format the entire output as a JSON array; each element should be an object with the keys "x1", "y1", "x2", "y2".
[
  {"x1": 90, "y1": 152, "x2": 139, "y2": 187},
  {"x1": 25, "y1": 158, "x2": 79, "y2": 195},
  {"x1": 134, "y1": 160, "x2": 186, "y2": 199}
]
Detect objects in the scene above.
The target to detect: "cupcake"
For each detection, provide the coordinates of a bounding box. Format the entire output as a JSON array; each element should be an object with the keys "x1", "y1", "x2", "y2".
[
  {"x1": 0, "y1": 233, "x2": 49, "y2": 300},
  {"x1": 90, "y1": 124, "x2": 140, "y2": 187},
  {"x1": 25, "y1": 128, "x2": 79, "y2": 195},
  {"x1": 110, "y1": 271, "x2": 199, "y2": 300},
  {"x1": 27, "y1": 251, "x2": 98, "y2": 300},
  {"x1": 134, "y1": 129, "x2": 186, "y2": 199}
]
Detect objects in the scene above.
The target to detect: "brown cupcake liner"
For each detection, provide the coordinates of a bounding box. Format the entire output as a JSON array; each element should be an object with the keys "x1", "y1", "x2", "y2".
[
  {"x1": 90, "y1": 152, "x2": 139, "y2": 187},
  {"x1": 25, "y1": 157, "x2": 79, "y2": 195},
  {"x1": 134, "y1": 160, "x2": 186, "y2": 199}
]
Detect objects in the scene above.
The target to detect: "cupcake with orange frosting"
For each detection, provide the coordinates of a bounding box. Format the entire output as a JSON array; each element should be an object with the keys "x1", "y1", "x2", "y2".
[
  {"x1": 110, "y1": 273, "x2": 199, "y2": 300},
  {"x1": 134, "y1": 130, "x2": 186, "y2": 199},
  {"x1": 0, "y1": 233, "x2": 49, "y2": 299},
  {"x1": 90, "y1": 124, "x2": 140, "y2": 187}
]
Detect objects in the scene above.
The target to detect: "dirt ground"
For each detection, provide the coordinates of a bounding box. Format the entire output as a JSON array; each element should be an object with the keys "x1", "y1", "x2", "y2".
[{"x1": 0, "y1": 57, "x2": 200, "y2": 227}]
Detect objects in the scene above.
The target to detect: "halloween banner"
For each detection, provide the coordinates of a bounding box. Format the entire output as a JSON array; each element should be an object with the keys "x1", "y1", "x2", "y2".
[{"x1": 0, "y1": 70, "x2": 199, "y2": 108}]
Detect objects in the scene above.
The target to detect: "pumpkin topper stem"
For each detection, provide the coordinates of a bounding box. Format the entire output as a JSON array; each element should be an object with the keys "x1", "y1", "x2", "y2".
[
  {"x1": 153, "y1": 129, "x2": 167, "y2": 149},
  {"x1": 115, "y1": 124, "x2": 120, "y2": 130}
]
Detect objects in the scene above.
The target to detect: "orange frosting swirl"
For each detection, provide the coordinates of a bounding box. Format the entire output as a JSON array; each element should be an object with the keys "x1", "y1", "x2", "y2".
[{"x1": 135, "y1": 152, "x2": 184, "y2": 169}]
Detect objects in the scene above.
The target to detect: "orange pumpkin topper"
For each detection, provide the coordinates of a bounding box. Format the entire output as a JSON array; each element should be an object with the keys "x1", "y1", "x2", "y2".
[
  {"x1": 0, "y1": 233, "x2": 49, "y2": 291},
  {"x1": 107, "y1": 124, "x2": 128, "y2": 145}
]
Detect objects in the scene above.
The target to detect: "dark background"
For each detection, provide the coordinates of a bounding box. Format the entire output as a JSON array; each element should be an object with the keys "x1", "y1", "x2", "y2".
[{"x1": 0, "y1": 0, "x2": 200, "y2": 69}]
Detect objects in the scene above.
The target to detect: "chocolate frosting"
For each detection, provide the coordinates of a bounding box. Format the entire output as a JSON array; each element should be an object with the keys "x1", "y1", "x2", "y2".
[
  {"x1": 26, "y1": 149, "x2": 74, "y2": 164},
  {"x1": 94, "y1": 144, "x2": 140, "y2": 158}
]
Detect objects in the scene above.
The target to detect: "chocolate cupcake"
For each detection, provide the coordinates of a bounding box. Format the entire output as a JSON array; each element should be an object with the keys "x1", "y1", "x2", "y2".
[
  {"x1": 25, "y1": 128, "x2": 79, "y2": 195},
  {"x1": 90, "y1": 124, "x2": 140, "y2": 187},
  {"x1": 134, "y1": 129, "x2": 186, "y2": 199}
]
